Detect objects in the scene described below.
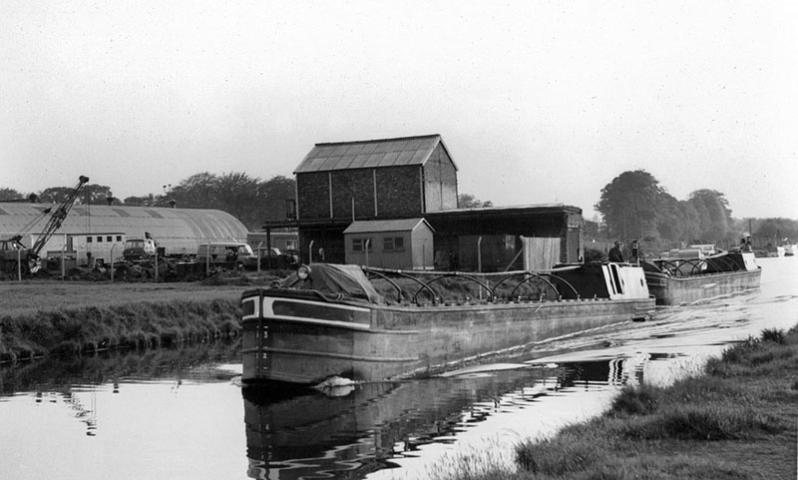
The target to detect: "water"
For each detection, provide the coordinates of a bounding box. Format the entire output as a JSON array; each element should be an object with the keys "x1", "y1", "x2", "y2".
[{"x1": 1, "y1": 257, "x2": 796, "y2": 480}]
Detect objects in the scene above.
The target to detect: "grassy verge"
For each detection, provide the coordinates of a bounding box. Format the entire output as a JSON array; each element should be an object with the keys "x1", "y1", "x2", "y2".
[
  {"x1": 441, "y1": 326, "x2": 798, "y2": 480},
  {"x1": 0, "y1": 275, "x2": 280, "y2": 363}
]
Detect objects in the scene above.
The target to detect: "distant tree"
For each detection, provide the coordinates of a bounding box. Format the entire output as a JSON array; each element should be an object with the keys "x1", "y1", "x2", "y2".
[
  {"x1": 161, "y1": 172, "x2": 297, "y2": 230},
  {"x1": 595, "y1": 170, "x2": 663, "y2": 241},
  {"x1": 214, "y1": 172, "x2": 262, "y2": 227},
  {"x1": 458, "y1": 193, "x2": 492, "y2": 208},
  {"x1": 38, "y1": 186, "x2": 81, "y2": 205},
  {"x1": 0, "y1": 188, "x2": 24, "y2": 201},
  {"x1": 168, "y1": 172, "x2": 219, "y2": 209},
  {"x1": 687, "y1": 189, "x2": 734, "y2": 243},
  {"x1": 259, "y1": 175, "x2": 297, "y2": 222},
  {"x1": 123, "y1": 195, "x2": 153, "y2": 206},
  {"x1": 677, "y1": 200, "x2": 702, "y2": 244},
  {"x1": 583, "y1": 219, "x2": 600, "y2": 239},
  {"x1": 753, "y1": 218, "x2": 798, "y2": 242},
  {"x1": 81, "y1": 184, "x2": 115, "y2": 205},
  {"x1": 654, "y1": 192, "x2": 682, "y2": 242}
]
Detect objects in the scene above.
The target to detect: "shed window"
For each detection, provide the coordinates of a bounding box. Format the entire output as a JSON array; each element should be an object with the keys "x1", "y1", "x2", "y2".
[
  {"x1": 86, "y1": 236, "x2": 93, "y2": 243},
  {"x1": 383, "y1": 236, "x2": 405, "y2": 251},
  {"x1": 116, "y1": 236, "x2": 122, "y2": 242},
  {"x1": 106, "y1": 236, "x2": 113, "y2": 242},
  {"x1": 352, "y1": 237, "x2": 373, "y2": 252},
  {"x1": 97, "y1": 236, "x2": 103, "y2": 243}
]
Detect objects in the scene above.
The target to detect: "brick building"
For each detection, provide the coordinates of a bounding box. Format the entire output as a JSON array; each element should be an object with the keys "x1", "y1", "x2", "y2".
[
  {"x1": 292, "y1": 134, "x2": 457, "y2": 263},
  {"x1": 263, "y1": 133, "x2": 584, "y2": 271}
]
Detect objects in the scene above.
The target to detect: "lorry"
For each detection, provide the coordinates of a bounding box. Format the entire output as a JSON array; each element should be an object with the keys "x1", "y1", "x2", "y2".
[
  {"x1": 197, "y1": 242, "x2": 259, "y2": 270},
  {"x1": 122, "y1": 236, "x2": 158, "y2": 261}
]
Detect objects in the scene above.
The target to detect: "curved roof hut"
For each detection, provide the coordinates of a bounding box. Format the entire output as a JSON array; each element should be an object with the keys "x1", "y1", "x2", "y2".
[{"x1": 0, "y1": 203, "x2": 248, "y2": 256}]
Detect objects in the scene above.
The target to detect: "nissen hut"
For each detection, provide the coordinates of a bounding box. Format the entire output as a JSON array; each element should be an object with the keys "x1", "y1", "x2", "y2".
[{"x1": 344, "y1": 218, "x2": 435, "y2": 269}]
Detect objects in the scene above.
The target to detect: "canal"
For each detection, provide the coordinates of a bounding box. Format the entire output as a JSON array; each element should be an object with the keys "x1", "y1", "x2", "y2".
[{"x1": 1, "y1": 257, "x2": 796, "y2": 480}]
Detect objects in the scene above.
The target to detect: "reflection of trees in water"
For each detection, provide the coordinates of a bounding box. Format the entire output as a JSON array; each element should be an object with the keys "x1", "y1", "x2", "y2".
[{"x1": 1, "y1": 339, "x2": 241, "y2": 395}]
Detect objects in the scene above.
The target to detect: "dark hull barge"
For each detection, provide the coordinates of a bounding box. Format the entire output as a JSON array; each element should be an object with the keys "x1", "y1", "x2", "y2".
[
  {"x1": 241, "y1": 263, "x2": 655, "y2": 386},
  {"x1": 643, "y1": 251, "x2": 761, "y2": 305}
]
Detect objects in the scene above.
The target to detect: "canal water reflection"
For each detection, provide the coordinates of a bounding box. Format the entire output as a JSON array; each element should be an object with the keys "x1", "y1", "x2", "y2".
[{"x1": 0, "y1": 258, "x2": 795, "y2": 480}]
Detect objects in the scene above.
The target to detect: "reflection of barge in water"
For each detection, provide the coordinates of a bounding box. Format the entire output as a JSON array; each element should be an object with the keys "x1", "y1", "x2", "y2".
[
  {"x1": 243, "y1": 366, "x2": 564, "y2": 480},
  {"x1": 242, "y1": 356, "x2": 659, "y2": 480},
  {"x1": 240, "y1": 263, "x2": 654, "y2": 385},
  {"x1": 642, "y1": 251, "x2": 761, "y2": 305}
]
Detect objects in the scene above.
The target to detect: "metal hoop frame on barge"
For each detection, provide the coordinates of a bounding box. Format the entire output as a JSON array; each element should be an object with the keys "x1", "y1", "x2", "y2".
[{"x1": 360, "y1": 266, "x2": 581, "y2": 305}]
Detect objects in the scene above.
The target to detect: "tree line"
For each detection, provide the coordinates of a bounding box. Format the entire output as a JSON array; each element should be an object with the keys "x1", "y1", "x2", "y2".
[
  {"x1": 0, "y1": 173, "x2": 295, "y2": 231},
  {"x1": 2, "y1": 169, "x2": 796, "y2": 245},
  {"x1": 593, "y1": 170, "x2": 798, "y2": 250}
]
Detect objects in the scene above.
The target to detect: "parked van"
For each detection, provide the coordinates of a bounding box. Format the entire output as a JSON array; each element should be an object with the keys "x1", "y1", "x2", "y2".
[{"x1": 197, "y1": 242, "x2": 258, "y2": 269}]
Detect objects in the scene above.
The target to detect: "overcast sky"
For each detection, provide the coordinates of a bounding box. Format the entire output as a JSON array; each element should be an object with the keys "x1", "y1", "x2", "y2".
[{"x1": 2, "y1": 1, "x2": 797, "y2": 219}]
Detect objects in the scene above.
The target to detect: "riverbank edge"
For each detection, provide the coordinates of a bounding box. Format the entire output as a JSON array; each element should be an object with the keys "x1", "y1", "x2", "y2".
[
  {"x1": 0, "y1": 297, "x2": 242, "y2": 364},
  {"x1": 440, "y1": 325, "x2": 798, "y2": 480}
]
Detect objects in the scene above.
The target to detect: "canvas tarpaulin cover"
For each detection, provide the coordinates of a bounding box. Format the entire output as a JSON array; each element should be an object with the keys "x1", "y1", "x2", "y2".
[{"x1": 280, "y1": 263, "x2": 385, "y2": 304}]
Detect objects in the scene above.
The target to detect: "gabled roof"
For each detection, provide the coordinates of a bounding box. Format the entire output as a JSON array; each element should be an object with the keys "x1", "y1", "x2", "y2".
[
  {"x1": 294, "y1": 134, "x2": 457, "y2": 173},
  {"x1": 343, "y1": 218, "x2": 434, "y2": 234}
]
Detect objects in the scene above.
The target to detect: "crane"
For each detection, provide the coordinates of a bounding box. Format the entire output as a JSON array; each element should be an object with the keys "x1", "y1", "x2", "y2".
[{"x1": 1, "y1": 175, "x2": 89, "y2": 275}]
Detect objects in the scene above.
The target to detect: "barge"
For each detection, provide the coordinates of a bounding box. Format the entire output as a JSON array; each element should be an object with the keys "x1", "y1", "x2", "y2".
[
  {"x1": 642, "y1": 250, "x2": 761, "y2": 305},
  {"x1": 241, "y1": 263, "x2": 655, "y2": 386}
]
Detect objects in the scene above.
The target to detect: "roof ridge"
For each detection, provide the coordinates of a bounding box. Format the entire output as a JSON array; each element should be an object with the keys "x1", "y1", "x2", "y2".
[{"x1": 314, "y1": 133, "x2": 441, "y2": 147}]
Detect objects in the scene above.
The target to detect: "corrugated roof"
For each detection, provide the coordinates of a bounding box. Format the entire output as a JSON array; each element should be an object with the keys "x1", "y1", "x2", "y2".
[
  {"x1": 0, "y1": 203, "x2": 249, "y2": 255},
  {"x1": 343, "y1": 218, "x2": 433, "y2": 234},
  {"x1": 294, "y1": 134, "x2": 457, "y2": 173}
]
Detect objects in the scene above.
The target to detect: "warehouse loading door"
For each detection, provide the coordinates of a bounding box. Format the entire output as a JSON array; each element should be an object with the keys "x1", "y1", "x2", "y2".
[{"x1": 522, "y1": 237, "x2": 560, "y2": 271}]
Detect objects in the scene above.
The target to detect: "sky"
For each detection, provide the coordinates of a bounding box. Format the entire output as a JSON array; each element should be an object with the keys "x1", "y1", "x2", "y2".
[{"x1": 2, "y1": 0, "x2": 797, "y2": 220}]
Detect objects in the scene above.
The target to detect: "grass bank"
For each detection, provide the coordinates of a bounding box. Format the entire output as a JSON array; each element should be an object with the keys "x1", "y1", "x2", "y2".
[
  {"x1": 441, "y1": 326, "x2": 798, "y2": 480},
  {"x1": 0, "y1": 273, "x2": 279, "y2": 363}
]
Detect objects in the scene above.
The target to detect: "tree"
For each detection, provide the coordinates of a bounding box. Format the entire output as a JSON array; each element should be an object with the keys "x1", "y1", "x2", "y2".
[
  {"x1": 595, "y1": 170, "x2": 664, "y2": 241},
  {"x1": 168, "y1": 172, "x2": 219, "y2": 209},
  {"x1": 161, "y1": 172, "x2": 297, "y2": 230},
  {"x1": 38, "y1": 186, "x2": 81, "y2": 205},
  {"x1": 753, "y1": 218, "x2": 798, "y2": 242},
  {"x1": 123, "y1": 195, "x2": 153, "y2": 206},
  {"x1": 259, "y1": 175, "x2": 297, "y2": 222},
  {"x1": 687, "y1": 189, "x2": 734, "y2": 243},
  {"x1": 81, "y1": 184, "x2": 115, "y2": 205},
  {"x1": 0, "y1": 188, "x2": 24, "y2": 201},
  {"x1": 458, "y1": 193, "x2": 492, "y2": 208},
  {"x1": 654, "y1": 192, "x2": 683, "y2": 242},
  {"x1": 214, "y1": 172, "x2": 261, "y2": 228}
]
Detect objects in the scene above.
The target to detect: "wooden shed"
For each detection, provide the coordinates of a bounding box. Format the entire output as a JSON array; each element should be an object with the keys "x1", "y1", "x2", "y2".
[{"x1": 343, "y1": 218, "x2": 434, "y2": 269}]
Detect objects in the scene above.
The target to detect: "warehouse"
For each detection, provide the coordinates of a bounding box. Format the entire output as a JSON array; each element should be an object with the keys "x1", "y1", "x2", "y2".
[
  {"x1": 263, "y1": 133, "x2": 584, "y2": 271},
  {"x1": 0, "y1": 203, "x2": 249, "y2": 265}
]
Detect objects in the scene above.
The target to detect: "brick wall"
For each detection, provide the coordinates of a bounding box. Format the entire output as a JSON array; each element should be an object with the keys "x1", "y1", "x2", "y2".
[
  {"x1": 375, "y1": 166, "x2": 423, "y2": 218},
  {"x1": 331, "y1": 169, "x2": 375, "y2": 219},
  {"x1": 296, "y1": 172, "x2": 329, "y2": 219}
]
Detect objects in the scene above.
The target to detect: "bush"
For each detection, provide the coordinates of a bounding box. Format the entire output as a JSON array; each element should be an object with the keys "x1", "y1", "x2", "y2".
[
  {"x1": 610, "y1": 385, "x2": 659, "y2": 415},
  {"x1": 760, "y1": 328, "x2": 786, "y2": 344}
]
